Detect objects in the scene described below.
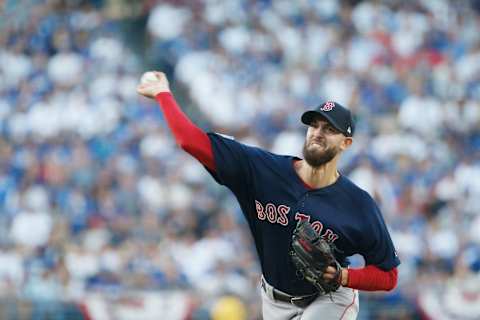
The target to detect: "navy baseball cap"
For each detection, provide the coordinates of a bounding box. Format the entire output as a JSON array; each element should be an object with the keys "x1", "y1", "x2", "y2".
[{"x1": 301, "y1": 101, "x2": 355, "y2": 137}]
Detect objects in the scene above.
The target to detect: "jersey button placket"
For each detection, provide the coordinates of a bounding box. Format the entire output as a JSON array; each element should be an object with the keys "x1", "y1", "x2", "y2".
[
  {"x1": 292, "y1": 192, "x2": 310, "y2": 223},
  {"x1": 300, "y1": 192, "x2": 309, "y2": 210}
]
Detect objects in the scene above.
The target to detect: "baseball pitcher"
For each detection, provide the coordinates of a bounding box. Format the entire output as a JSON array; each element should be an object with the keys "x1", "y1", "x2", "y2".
[{"x1": 137, "y1": 72, "x2": 400, "y2": 320}]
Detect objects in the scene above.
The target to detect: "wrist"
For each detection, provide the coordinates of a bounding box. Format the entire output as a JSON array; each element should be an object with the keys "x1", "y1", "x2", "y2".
[{"x1": 155, "y1": 91, "x2": 172, "y2": 98}]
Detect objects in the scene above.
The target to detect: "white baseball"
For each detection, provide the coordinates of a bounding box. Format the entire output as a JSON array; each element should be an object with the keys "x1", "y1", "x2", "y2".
[{"x1": 140, "y1": 72, "x2": 158, "y2": 84}]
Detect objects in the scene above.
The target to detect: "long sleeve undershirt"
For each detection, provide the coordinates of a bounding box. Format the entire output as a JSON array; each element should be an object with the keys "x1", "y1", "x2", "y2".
[
  {"x1": 155, "y1": 91, "x2": 398, "y2": 292},
  {"x1": 347, "y1": 265, "x2": 398, "y2": 291},
  {"x1": 155, "y1": 92, "x2": 215, "y2": 171}
]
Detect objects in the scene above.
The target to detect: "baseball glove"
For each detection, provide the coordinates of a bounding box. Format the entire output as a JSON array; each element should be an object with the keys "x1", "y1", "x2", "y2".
[{"x1": 290, "y1": 220, "x2": 342, "y2": 295}]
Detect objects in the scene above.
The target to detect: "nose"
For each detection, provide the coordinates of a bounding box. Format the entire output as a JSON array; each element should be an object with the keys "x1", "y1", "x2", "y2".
[
  {"x1": 309, "y1": 132, "x2": 325, "y2": 144},
  {"x1": 315, "y1": 127, "x2": 324, "y2": 135},
  {"x1": 311, "y1": 126, "x2": 325, "y2": 137}
]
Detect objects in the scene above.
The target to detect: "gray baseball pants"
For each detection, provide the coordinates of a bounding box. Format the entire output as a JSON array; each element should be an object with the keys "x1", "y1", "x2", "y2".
[{"x1": 260, "y1": 277, "x2": 359, "y2": 320}]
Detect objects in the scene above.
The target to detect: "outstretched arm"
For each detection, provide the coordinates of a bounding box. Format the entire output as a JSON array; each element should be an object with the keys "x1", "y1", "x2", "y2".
[{"x1": 137, "y1": 72, "x2": 215, "y2": 171}]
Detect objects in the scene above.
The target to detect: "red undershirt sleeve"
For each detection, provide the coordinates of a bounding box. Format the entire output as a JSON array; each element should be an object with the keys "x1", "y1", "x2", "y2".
[
  {"x1": 346, "y1": 265, "x2": 398, "y2": 291},
  {"x1": 155, "y1": 92, "x2": 216, "y2": 172}
]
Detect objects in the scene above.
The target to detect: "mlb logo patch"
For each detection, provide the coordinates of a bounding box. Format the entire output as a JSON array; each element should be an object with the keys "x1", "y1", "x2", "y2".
[{"x1": 320, "y1": 101, "x2": 335, "y2": 112}]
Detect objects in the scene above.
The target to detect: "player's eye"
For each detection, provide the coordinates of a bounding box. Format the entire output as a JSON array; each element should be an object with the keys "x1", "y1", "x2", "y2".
[{"x1": 325, "y1": 126, "x2": 336, "y2": 134}]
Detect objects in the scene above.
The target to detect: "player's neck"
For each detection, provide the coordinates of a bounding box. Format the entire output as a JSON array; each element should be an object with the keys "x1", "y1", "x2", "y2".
[{"x1": 296, "y1": 158, "x2": 340, "y2": 189}]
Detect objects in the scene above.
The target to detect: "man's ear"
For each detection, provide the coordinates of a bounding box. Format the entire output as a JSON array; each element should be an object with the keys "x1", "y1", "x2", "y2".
[{"x1": 340, "y1": 137, "x2": 353, "y2": 150}]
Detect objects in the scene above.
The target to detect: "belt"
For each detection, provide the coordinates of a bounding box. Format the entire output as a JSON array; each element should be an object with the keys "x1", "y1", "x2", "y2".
[{"x1": 261, "y1": 277, "x2": 318, "y2": 308}]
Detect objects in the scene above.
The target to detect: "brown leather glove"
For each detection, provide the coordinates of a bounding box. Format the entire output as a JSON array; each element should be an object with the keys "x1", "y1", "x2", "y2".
[{"x1": 290, "y1": 220, "x2": 342, "y2": 295}]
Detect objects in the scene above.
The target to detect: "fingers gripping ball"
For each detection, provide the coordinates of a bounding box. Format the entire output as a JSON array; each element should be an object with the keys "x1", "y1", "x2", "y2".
[
  {"x1": 290, "y1": 220, "x2": 342, "y2": 295},
  {"x1": 140, "y1": 71, "x2": 159, "y2": 84},
  {"x1": 137, "y1": 71, "x2": 170, "y2": 99}
]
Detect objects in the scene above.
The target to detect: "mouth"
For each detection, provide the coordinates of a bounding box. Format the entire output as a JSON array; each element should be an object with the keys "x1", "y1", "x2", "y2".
[{"x1": 309, "y1": 139, "x2": 325, "y2": 147}]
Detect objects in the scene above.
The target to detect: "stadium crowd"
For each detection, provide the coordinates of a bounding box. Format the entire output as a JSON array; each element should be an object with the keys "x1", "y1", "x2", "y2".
[{"x1": 1, "y1": 0, "x2": 480, "y2": 319}]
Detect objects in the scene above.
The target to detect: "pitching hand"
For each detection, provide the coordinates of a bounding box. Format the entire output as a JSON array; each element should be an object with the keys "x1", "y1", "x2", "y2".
[{"x1": 136, "y1": 71, "x2": 170, "y2": 99}]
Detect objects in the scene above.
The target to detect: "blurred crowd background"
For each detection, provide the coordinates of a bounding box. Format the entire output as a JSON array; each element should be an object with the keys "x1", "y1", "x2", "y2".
[{"x1": 1, "y1": 0, "x2": 480, "y2": 319}]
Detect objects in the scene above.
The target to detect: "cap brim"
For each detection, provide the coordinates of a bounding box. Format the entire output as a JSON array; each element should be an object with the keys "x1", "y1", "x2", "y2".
[{"x1": 301, "y1": 110, "x2": 345, "y2": 134}]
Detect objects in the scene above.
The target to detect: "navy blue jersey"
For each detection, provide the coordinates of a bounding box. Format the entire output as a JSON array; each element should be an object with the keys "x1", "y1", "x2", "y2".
[{"x1": 205, "y1": 133, "x2": 400, "y2": 296}]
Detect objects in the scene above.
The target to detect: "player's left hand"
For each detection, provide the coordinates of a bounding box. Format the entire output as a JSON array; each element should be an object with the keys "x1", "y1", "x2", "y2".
[{"x1": 323, "y1": 266, "x2": 348, "y2": 286}]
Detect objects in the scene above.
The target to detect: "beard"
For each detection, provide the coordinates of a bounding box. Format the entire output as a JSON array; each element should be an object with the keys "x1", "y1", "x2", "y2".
[{"x1": 302, "y1": 140, "x2": 339, "y2": 168}]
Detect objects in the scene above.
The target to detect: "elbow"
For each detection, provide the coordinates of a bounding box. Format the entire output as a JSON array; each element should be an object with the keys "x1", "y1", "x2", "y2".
[
  {"x1": 178, "y1": 140, "x2": 188, "y2": 151},
  {"x1": 180, "y1": 142, "x2": 198, "y2": 156},
  {"x1": 177, "y1": 138, "x2": 191, "y2": 152}
]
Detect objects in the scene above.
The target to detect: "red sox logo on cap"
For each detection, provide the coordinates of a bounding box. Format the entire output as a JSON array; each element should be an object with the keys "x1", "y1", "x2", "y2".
[{"x1": 320, "y1": 101, "x2": 335, "y2": 112}]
